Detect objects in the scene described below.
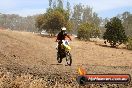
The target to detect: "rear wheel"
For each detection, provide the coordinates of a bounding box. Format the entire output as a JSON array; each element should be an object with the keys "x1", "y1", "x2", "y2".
[{"x1": 66, "y1": 52, "x2": 72, "y2": 66}]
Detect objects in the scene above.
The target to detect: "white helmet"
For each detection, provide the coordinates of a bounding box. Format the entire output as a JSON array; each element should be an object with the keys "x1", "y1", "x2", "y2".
[{"x1": 61, "y1": 27, "x2": 66, "y2": 31}]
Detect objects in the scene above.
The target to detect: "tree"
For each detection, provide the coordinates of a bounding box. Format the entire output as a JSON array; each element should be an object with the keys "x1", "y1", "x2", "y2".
[
  {"x1": 66, "y1": 0, "x2": 70, "y2": 13},
  {"x1": 92, "y1": 12, "x2": 101, "y2": 26},
  {"x1": 35, "y1": 14, "x2": 46, "y2": 31},
  {"x1": 123, "y1": 15, "x2": 132, "y2": 37},
  {"x1": 72, "y1": 4, "x2": 83, "y2": 33},
  {"x1": 121, "y1": 11, "x2": 131, "y2": 21},
  {"x1": 46, "y1": 10, "x2": 65, "y2": 34},
  {"x1": 49, "y1": 0, "x2": 52, "y2": 8},
  {"x1": 0, "y1": 13, "x2": 36, "y2": 32},
  {"x1": 82, "y1": 6, "x2": 92, "y2": 23},
  {"x1": 57, "y1": 0, "x2": 63, "y2": 8},
  {"x1": 52, "y1": 0, "x2": 57, "y2": 8},
  {"x1": 77, "y1": 23, "x2": 100, "y2": 40},
  {"x1": 103, "y1": 17, "x2": 127, "y2": 47},
  {"x1": 71, "y1": 4, "x2": 101, "y2": 34},
  {"x1": 102, "y1": 18, "x2": 109, "y2": 26},
  {"x1": 35, "y1": 7, "x2": 72, "y2": 35},
  {"x1": 120, "y1": 12, "x2": 132, "y2": 37},
  {"x1": 48, "y1": 0, "x2": 63, "y2": 9},
  {"x1": 127, "y1": 37, "x2": 132, "y2": 50}
]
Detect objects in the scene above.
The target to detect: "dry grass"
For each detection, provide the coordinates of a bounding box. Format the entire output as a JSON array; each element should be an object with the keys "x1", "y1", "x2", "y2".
[{"x1": 0, "y1": 70, "x2": 46, "y2": 88}]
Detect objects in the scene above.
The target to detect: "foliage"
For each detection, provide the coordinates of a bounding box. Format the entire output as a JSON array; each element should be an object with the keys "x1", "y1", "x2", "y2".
[
  {"x1": 35, "y1": 6, "x2": 72, "y2": 35},
  {"x1": 36, "y1": 0, "x2": 72, "y2": 35},
  {"x1": 71, "y1": 4, "x2": 84, "y2": 33},
  {"x1": 77, "y1": 23, "x2": 100, "y2": 40},
  {"x1": 103, "y1": 17, "x2": 128, "y2": 47},
  {"x1": 35, "y1": 14, "x2": 46, "y2": 31},
  {"x1": 48, "y1": 0, "x2": 63, "y2": 9},
  {"x1": 71, "y1": 4, "x2": 101, "y2": 34},
  {"x1": 116, "y1": 11, "x2": 132, "y2": 37},
  {"x1": 0, "y1": 14, "x2": 36, "y2": 32},
  {"x1": 127, "y1": 37, "x2": 132, "y2": 50},
  {"x1": 122, "y1": 12, "x2": 132, "y2": 37},
  {"x1": 45, "y1": 10, "x2": 66, "y2": 33}
]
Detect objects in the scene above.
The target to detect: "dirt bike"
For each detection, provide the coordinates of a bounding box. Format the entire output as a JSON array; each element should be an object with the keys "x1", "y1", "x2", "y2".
[{"x1": 56, "y1": 40, "x2": 72, "y2": 66}]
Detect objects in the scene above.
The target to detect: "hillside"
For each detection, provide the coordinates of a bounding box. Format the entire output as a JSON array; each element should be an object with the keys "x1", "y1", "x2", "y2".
[{"x1": 0, "y1": 29, "x2": 132, "y2": 88}]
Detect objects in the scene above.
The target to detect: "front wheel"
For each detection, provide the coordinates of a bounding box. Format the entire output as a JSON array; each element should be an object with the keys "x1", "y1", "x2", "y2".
[
  {"x1": 66, "y1": 52, "x2": 72, "y2": 66},
  {"x1": 57, "y1": 52, "x2": 62, "y2": 63}
]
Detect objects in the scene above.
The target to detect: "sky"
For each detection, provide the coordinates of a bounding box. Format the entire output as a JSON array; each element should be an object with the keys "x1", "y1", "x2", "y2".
[{"x1": 0, "y1": 0, "x2": 132, "y2": 18}]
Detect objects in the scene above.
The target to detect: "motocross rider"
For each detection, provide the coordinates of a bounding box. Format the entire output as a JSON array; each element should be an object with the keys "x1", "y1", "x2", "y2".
[{"x1": 56, "y1": 27, "x2": 72, "y2": 52}]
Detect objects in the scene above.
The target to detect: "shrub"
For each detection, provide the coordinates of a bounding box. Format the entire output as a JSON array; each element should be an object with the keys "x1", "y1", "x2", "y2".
[
  {"x1": 103, "y1": 17, "x2": 127, "y2": 47},
  {"x1": 127, "y1": 37, "x2": 132, "y2": 50},
  {"x1": 77, "y1": 23, "x2": 100, "y2": 40}
]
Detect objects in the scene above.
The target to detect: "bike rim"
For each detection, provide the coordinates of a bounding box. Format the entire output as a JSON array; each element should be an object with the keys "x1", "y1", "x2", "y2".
[{"x1": 66, "y1": 54, "x2": 71, "y2": 65}]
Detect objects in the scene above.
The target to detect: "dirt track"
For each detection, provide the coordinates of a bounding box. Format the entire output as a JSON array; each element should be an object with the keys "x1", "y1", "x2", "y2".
[{"x1": 0, "y1": 29, "x2": 132, "y2": 88}]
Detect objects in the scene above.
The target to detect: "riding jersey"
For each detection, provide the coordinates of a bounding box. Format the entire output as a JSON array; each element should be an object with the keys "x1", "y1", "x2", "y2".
[{"x1": 57, "y1": 31, "x2": 67, "y2": 41}]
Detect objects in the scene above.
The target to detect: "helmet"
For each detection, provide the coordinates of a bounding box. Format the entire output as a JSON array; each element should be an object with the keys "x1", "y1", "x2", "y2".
[{"x1": 61, "y1": 27, "x2": 66, "y2": 31}]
